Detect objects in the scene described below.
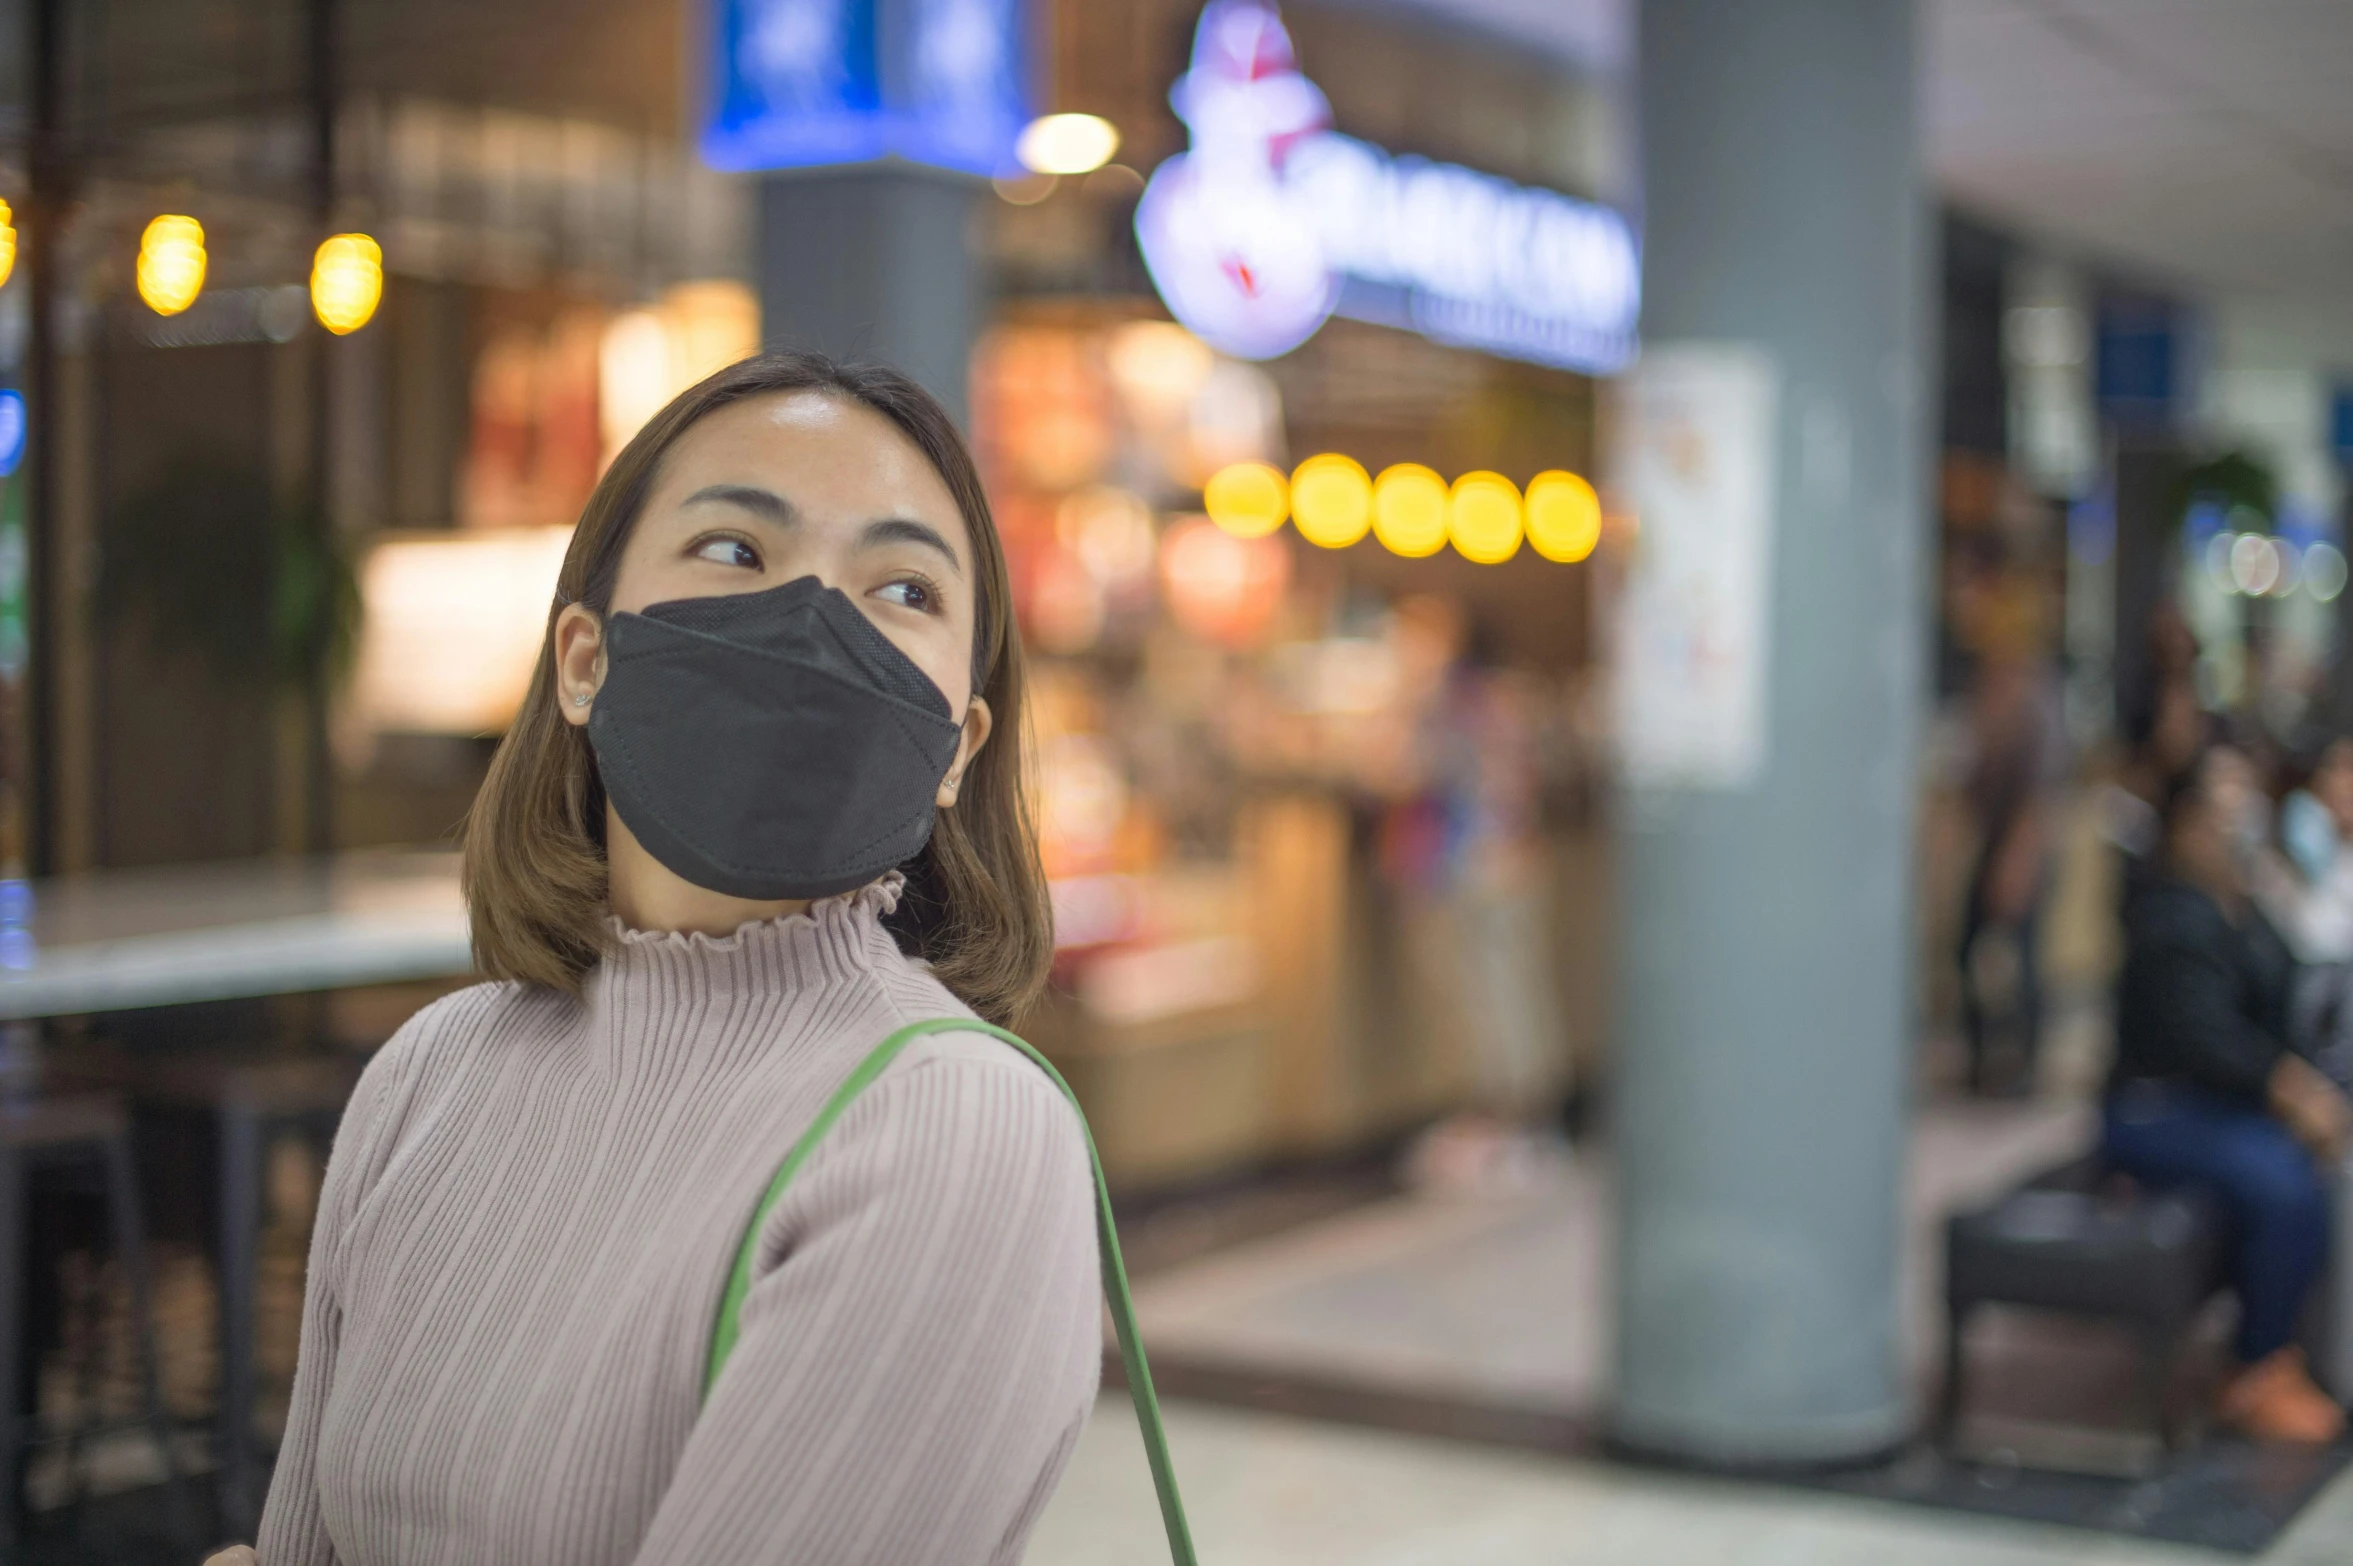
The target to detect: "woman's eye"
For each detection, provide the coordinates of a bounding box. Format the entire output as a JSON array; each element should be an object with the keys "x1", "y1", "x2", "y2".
[
  {"x1": 692, "y1": 536, "x2": 761, "y2": 570},
  {"x1": 874, "y1": 579, "x2": 935, "y2": 612}
]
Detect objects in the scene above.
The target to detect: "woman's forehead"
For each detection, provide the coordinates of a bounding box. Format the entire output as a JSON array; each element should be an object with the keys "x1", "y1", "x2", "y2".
[
  {"x1": 676, "y1": 393, "x2": 937, "y2": 485},
  {"x1": 654, "y1": 392, "x2": 968, "y2": 552}
]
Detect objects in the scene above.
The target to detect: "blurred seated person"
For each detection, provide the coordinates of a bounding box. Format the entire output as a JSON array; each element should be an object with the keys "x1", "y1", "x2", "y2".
[
  {"x1": 2253, "y1": 737, "x2": 2353, "y2": 1082},
  {"x1": 2274, "y1": 741, "x2": 2353, "y2": 890},
  {"x1": 2105, "y1": 748, "x2": 2349, "y2": 1443}
]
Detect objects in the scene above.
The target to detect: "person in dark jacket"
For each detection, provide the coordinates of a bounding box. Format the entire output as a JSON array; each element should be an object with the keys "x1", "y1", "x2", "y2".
[{"x1": 2106, "y1": 750, "x2": 2350, "y2": 1443}]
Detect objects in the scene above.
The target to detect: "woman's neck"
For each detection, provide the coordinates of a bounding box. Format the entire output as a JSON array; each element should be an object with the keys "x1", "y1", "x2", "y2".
[{"x1": 604, "y1": 805, "x2": 811, "y2": 936}]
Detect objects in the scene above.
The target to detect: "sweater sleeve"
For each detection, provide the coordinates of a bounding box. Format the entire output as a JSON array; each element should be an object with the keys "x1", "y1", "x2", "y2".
[
  {"x1": 256, "y1": 1010, "x2": 438, "y2": 1564},
  {"x1": 627, "y1": 1040, "x2": 1102, "y2": 1566}
]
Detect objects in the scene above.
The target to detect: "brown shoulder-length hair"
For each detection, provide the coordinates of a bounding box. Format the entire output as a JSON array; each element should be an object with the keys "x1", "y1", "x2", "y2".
[{"x1": 461, "y1": 350, "x2": 1051, "y2": 1026}]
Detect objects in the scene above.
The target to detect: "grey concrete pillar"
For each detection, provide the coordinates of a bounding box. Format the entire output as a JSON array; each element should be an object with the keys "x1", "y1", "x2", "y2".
[
  {"x1": 757, "y1": 169, "x2": 982, "y2": 427},
  {"x1": 1610, "y1": 0, "x2": 1928, "y2": 1465}
]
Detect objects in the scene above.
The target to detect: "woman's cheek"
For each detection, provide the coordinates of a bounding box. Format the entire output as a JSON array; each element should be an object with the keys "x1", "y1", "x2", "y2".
[{"x1": 915, "y1": 628, "x2": 972, "y2": 710}]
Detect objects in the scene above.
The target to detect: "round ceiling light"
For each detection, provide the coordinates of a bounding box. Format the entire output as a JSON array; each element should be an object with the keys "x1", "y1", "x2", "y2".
[{"x1": 1017, "y1": 114, "x2": 1121, "y2": 177}]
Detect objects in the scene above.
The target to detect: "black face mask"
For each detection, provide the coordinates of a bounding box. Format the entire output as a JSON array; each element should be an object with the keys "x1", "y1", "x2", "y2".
[{"x1": 586, "y1": 575, "x2": 967, "y2": 902}]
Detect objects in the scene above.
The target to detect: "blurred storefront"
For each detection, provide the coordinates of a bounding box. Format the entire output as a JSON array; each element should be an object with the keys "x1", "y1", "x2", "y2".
[
  {"x1": 30, "y1": 8, "x2": 760, "y2": 871},
  {"x1": 968, "y1": 308, "x2": 1611, "y2": 1183},
  {"x1": 18, "y1": 0, "x2": 1635, "y2": 1191},
  {"x1": 956, "y1": 0, "x2": 1630, "y2": 1185},
  {"x1": 327, "y1": 0, "x2": 1634, "y2": 1189}
]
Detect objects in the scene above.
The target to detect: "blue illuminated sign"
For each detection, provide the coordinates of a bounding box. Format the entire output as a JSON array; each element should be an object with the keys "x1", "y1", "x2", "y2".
[
  {"x1": 0, "y1": 392, "x2": 25, "y2": 479},
  {"x1": 2094, "y1": 293, "x2": 2180, "y2": 427},
  {"x1": 702, "y1": 0, "x2": 1029, "y2": 177},
  {"x1": 1136, "y1": 0, "x2": 1640, "y2": 374}
]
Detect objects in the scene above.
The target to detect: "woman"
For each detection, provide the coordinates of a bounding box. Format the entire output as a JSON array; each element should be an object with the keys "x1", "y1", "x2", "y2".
[
  {"x1": 2106, "y1": 749, "x2": 2349, "y2": 1443},
  {"x1": 2254, "y1": 737, "x2": 2353, "y2": 1079},
  {"x1": 225, "y1": 353, "x2": 1101, "y2": 1564}
]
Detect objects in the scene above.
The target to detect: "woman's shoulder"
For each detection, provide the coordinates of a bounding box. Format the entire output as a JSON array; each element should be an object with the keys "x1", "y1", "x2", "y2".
[
  {"x1": 880, "y1": 1019, "x2": 1078, "y2": 1132},
  {"x1": 819, "y1": 997, "x2": 1092, "y2": 1202},
  {"x1": 318, "y1": 980, "x2": 577, "y2": 1231},
  {"x1": 865, "y1": 955, "x2": 1069, "y2": 1098},
  {"x1": 782, "y1": 1019, "x2": 1096, "y2": 1280},
  {"x1": 341, "y1": 980, "x2": 565, "y2": 1139},
  {"x1": 370, "y1": 978, "x2": 561, "y2": 1076}
]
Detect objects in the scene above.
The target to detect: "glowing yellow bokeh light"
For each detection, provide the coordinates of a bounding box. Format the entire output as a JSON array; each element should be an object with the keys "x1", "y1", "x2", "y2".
[
  {"x1": 1524, "y1": 469, "x2": 1602, "y2": 562},
  {"x1": 1204, "y1": 461, "x2": 1289, "y2": 538},
  {"x1": 1371, "y1": 464, "x2": 1449, "y2": 558},
  {"x1": 1290, "y1": 453, "x2": 1372, "y2": 549},
  {"x1": 0, "y1": 202, "x2": 17, "y2": 291},
  {"x1": 1016, "y1": 113, "x2": 1121, "y2": 176},
  {"x1": 1447, "y1": 471, "x2": 1523, "y2": 564},
  {"x1": 311, "y1": 232, "x2": 384, "y2": 335},
  {"x1": 137, "y1": 215, "x2": 206, "y2": 317}
]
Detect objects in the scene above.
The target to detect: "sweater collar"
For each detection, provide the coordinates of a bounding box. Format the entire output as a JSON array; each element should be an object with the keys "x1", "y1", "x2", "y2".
[{"x1": 592, "y1": 873, "x2": 906, "y2": 1006}]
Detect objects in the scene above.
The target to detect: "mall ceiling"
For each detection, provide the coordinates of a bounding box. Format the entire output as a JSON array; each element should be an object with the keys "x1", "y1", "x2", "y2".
[
  {"x1": 1928, "y1": 0, "x2": 2353, "y2": 305},
  {"x1": 1405, "y1": 0, "x2": 2353, "y2": 308}
]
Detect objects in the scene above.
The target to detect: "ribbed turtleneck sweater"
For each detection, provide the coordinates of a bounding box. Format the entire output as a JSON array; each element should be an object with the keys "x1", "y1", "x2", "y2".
[{"x1": 256, "y1": 879, "x2": 1101, "y2": 1566}]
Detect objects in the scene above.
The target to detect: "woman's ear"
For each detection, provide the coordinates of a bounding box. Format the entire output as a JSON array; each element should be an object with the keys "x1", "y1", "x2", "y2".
[
  {"x1": 554, "y1": 603, "x2": 605, "y2": 729},
  {"x1": 937, "y1": 696, "x2": 993, "y2": 808}
]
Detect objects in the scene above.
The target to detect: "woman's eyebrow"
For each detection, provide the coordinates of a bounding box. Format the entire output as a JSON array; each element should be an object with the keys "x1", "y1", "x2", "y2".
[
  {"x1": 681, "y1": 484, "x2": 799, "y2": 527},
  {"x1": 860, "y1": 516, "x2": 964, "y2": 577}
]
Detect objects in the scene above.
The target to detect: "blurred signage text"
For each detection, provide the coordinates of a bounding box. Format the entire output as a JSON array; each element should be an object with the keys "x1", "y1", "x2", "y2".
[
  {"x1": 1136, "y1": 0, "x2": 1639, "y2": 374},
  {"x1": 702, "y1": 0, "x2": 1027, "y2": 177}
]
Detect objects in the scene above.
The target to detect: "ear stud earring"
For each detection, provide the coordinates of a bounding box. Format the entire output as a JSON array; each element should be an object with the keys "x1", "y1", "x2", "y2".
[{"x1": 572, "y1": 693, "x2": 591, "y2": 707}]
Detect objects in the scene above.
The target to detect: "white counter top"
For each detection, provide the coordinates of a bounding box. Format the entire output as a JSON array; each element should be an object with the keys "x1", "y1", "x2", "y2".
[{"x1": 0, "y1": 850, "x2": 473, "y2": 1019}]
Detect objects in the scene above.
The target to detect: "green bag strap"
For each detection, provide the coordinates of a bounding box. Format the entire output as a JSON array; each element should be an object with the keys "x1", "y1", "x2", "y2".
[{"x1": 704, "y1": 1016, "x2": 1197, "y2": 1566}]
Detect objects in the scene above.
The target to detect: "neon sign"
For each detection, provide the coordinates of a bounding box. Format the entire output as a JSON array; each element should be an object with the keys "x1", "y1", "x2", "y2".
[
  {"x1": 0, "y1": 392, "x2": 24, "y2": 479},
  {"x1": 702, "y1": 0, "x2": 1027, "y2": 177},
  {"x1": 1136, "y1": 0, "x2": 1640, "y2": 374}
]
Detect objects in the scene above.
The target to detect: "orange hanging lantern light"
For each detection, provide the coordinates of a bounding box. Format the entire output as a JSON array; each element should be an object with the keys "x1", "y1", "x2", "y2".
[
  {"x1": 136, "y1": 215, "x2": 206, "y2": 316},
  {"x1": 311, "y1": 233, "x2": 384, "y2": 334}
]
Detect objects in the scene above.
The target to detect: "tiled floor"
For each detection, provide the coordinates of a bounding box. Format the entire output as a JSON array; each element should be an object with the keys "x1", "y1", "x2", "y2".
[
  {"x1": 1031, "y1": 1394, "x2": 2353, "y2": 1565},
  {"x1": 1101, "y1": 1098, "x2": 2353, "y2": 1551},
  {"x1": 32, "y1": 1404, "x2": 2353, "y2": 1566},
  {"x1": 1130, "y1": 1099, "x2": 2100, "y2": 1416}
]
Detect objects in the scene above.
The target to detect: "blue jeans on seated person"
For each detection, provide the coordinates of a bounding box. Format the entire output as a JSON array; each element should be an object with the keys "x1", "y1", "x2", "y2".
[{"x1": 2101, "y1": 1080, "x2": 2330, "y2": 1364}]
